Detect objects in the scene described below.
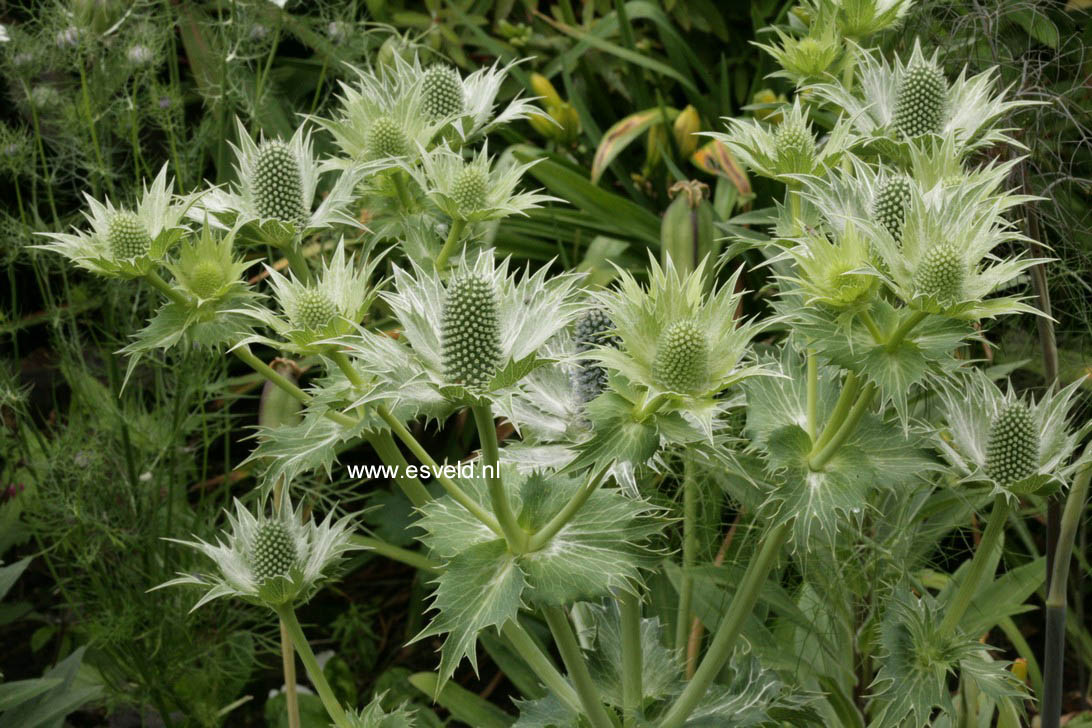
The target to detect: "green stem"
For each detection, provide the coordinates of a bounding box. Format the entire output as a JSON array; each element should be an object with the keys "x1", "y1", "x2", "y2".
[
  {"x1": 143, "y1": 270, "x2": 190, "y2": 307},
  {"x1": 659, "y1": 521, "x2": 792, "y2": 728},
  {"x1": 375, "y1": 404, "x2": 503, "y2": 536},
  {"x1": 858, "y1": 310, "x2": 883, "y2": 344},
  {"x1": 283, "y1": 241, "x2": 312, "y2": 285},
  {"x1": 885, "y1": 310, "x2": 928, "y2": 352},
  {"x1": 808, "y1": 383, "x2": 875, "y2": 471},
  {"x1": 434, "y1": 217, "x2": 468, "y2": 271},
  {"x1": 543, "y1": 606, "x2": 615, "y2": 728},
  {"x1": 367, "y1": 433, "x2": 432, "y2": 507},
  {"x1": 232, "y1": 347, "x2": 357, "y2": 428},
  {"x1": 675, "y1": 456, "x2": 697, "y2": 656},
  {"x1": 392, "y1": 171, "x2": 415, "y2": 212},
  {"x1": 501, "y1": 620, "x2": 582, "y2": 715},
  {"x1": 277, "y1": 608, "x2": 352, "y2": 728},
  {"x1": 526, "y1": 464, "x2": 610, "y2": 551},
  {"x1": 1041, "y1": 454, "x2": 1092, "y2": 728},
  {"x1": 788, "y1": 185, "x2": 802, "y2": 235},
  {"x1": 473, "y1": 403, "x2": 528, "y2": 553},
  {"x1": 619, "y1": 589, "x2": 643, "y2": 727},
  {"x1": 937, "y1": 495, "x2": 1011, "y2": 637},
  {"x1": 812, "y1": 371, "x2": 859, "y2": 452},
  {"x1": 280, "y1": 620, "x2": 301, "y2": 728},
  {"x1": 78, "y1": 63, "x2": 109, "y2": 197},
  {"x1": 634, "y1": 392, "x2": 668, "y2": 422},
  {"x1": 351, "y1": 534, "x2": 440, "y2": 573},
  {"x1": 330, "y1": 350, "x2": 364, "y2": 389},
  {"x1": 806, "y1": 349, "x2": 818, "y2": 442}
]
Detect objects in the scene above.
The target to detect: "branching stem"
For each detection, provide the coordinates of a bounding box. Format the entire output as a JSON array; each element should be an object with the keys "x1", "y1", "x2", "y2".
[
  {"x1": 435, "y1": 218, "x2": 468, "y2": 271},
  {"x1": 544, "y1": 606, "x2": 615, "y2": 728},
  {"x1": 526, "y1": 464, "x2": 610, "y2": 551},
  {"x1": 472, "y1": 403, "x2": 528, "y2": 553},
  {"x1": 277, "y1": 608, "x2": 352, "y2": 728},
  {"x1": 937, "y1": 495, "x2": 1011, "y2": 637}
]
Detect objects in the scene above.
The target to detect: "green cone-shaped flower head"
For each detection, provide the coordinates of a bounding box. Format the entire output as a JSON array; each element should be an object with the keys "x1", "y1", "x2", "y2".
[
  {"x1": 107, "y1": 211, "x2": 153, "y2": 259},
  {"x1": 188, "y1": 260, "x2": 227, "y2": 299},
  {"x1": 893, "y1": 59, "x2": 947, "y2": 138},
  {"x1": 253, "y1": 139, "x2": 307, "y2": 225},
  {"x1": 292, "y1": 287, "x2": 339, "y2": 331},
  {"x1": 653, "y1": 319, "x2": 708, "y2": 393},
  {"x1": 874, "y1": 174, "x2": 913, "y2": 241},
  {"x1": 572, "y1": 308, "x2": 618, "y2": 404},
  {"x1": 422, "y1": 64, "x2": 464, "y2": 120},
  {"x1": 774, "y1": 115, "x2": 816, "y2": 172},
  {"x1": 441, "y1": 273, "x2": 502, "y2": 389},
  {"x1": 984, "y1": 400, "x2": 1038, "y2": 487},
  {"x1": 250, "y1": 520, "x2": 298, "y2": 582},
  {"x1": 913, "y1": 243, "x2": 964, "y2": 304},
  {"x1": 451, "y1": 166, "x2": 488, "y2": 213},
  {"x1": 367, "y1": 116, "x2": 409, "y2": 159}
]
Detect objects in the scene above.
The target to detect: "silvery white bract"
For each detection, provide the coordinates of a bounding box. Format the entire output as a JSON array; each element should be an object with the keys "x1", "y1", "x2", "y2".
[
  {"x1": 194, "y1": 119, "x2": 365, "y2": 247},
  {"x1": 810, "y1": 0, "x2": 915, "y2": 39},
  {"x1": 153, "y1": 496, "x2": 359, "y2": 611},
  {"x1": 35, "y1": 163, "x2": 198, "y2": 277},
  {"x1": 237, "y1": 239, "x2": 383, "y2": 353},
  {"x1": 409, "y1": 142, "x2": 557, "y2": 223},
  {"x1": 366, "y1": 249, "x2": 582, "y2": 403},
  {"x1": 937, "y1": 372, "x2": 1092, "y2": 498},
  {"x1": 809, "y1": 40, "x2": 1037, "y2": 160}
]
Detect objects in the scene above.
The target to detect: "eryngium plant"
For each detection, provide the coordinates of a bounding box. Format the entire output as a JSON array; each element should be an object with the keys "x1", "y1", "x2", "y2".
[{"x1": 36, "y1": 28, "x2": 1089, "y2": 728}]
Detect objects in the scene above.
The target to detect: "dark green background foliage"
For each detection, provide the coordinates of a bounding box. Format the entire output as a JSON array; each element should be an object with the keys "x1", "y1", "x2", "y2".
[{"x1": 0, "y1": 1, "x2": 1089, "y2": 726}]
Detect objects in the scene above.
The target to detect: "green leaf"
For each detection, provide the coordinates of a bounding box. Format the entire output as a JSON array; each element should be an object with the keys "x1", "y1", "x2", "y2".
[
  {"x1": 0, "y1": 679, "x2": 62, "y2": 712},
  {"x1": 242, "y1": 409, "x2": 369, "y2": 488},
  {"x1": 584, "y1": 601, "x2": 679, "y2": 706},
  {"x1": 412, "y1": 540, "x2": 526, "y2": 689},
  {"x1": 408, "y1": 673, "x2": 514, "y2": 728},
  {"x1": 0, "y1": 557, "x2": 31, "y2": 602},
  {"x1": 513, "y1": 693, "x2": 578, "y2": 728},
  {"x1": 591, "y1": 108, "x2": 679, "y2": 184},
  {"x1": 0, "y1": 647, "x2": 101, "y2": 728}
]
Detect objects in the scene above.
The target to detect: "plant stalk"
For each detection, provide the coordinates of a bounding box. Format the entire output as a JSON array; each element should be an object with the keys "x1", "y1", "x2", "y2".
[
  {"x1": 806, "y1": 349, "x2": 818, "y2": 442},
  {"x1": 277, "y1": 608, "x2": 351, "y2": 728},
  {"x1": 543, "y1": 606, "x2": 615, "y2": 728},
  {"x1": 1041, "y1": 453, "x2": 1092, "y2": 728},
  {"x1": 501, "y1": 620, "x2": 582, "y2": 715},
  {"x1": 527, "y1": 464, "x2": 610, "y2": 551},
  {"x1": 350, "y1": 534, "x2": 440, "y2": 573},
  {"x1": 675, "y1": 456, "x2": 697, "y2": 660},
  {"x1": 658, "y1": 521, "x2": 792, "y2": 728},
  {"x1": 808, "y1": 383, "x2": 875, "y2": 471},
  {"x1": 812, "y1": 371, "x2": 859, "y2": 452},
  {"x1": 885, "y1": 310, "x2": 928, "y2": 352},
  {"x1": 279, "y1": 620, "x2": 301, "y2": 728},
  {"x1": 619, "y1": 588, "x2": 643, "y2": 726},
  {"x1": 392, "y1": 171, "x2": 415, "y2": 212},
  {"x1": 143, "y1": 271, "x2": 191, "y2": 307},
  {"x1": 472, "y1": 403, "x2": 528, "y2": 552},
  {"x1": 435, "y1": 218, "x2": 468, "y2": 271},
  {"x1": 937, "y1": 495, "x2": 1011, "y2": 637}
]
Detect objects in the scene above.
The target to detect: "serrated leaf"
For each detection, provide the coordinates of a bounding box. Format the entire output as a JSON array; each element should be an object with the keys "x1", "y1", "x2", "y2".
[
  {"x1": 412, "y1": 540, "x2": 526, "y2": 689},
  {"x1": 584, "y1": 601, "x2": 679, "y2": 706},
  {"x1": 513, "y1": 693, "x2": 578, "y2": 728},
  {"x1": 242, "y1": 408, "x2": 369, "y2": 488}
]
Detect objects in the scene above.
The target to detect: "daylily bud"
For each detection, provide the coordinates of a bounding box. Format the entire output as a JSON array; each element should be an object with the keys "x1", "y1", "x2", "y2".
[
  {"x1": 529, "y1": 73, "x2": 563, "y2": 109},
  {"x1": 673, "y1": 105, "x2": 700, "y2": 158},
  {"x1": 661, "y1": 181, "x2": 715, "y2": 282}
]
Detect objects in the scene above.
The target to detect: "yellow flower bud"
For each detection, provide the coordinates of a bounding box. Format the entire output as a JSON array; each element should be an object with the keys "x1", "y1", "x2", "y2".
[
  {"x1": 673, "y1": 105, "x2": 701, "y2": 158},
  {"x1": 530, "y1": 73, "x2": 563, "y2": 108}
]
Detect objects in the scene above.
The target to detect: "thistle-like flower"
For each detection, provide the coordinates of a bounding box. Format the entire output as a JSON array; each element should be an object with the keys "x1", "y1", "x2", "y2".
[
  {"x1": 754, "y1": 22, "x2": 841, "y2": 84},
  {"x1": 165, "y1": 223, "x2": 251, "y2": 304},
  {"x1": 823, "y1": 0, "x2": 914, "y2": 39},
  {"x1": 937, "y1": 372, "x2": 1092, "y2": 498},
  {"x1": 864, "y1": 177, "x2": 1044, "y2": 319},
  {"x1": 706, "y1": 98, "x2": 853, "y2": 183},
  {"x1": 808, "y1": 40, "x2": 1037, "y2": 161},
  {"x1": 780, "y1": 220, "x2": 879, "y2": 310},
  {"x1": 590, "y1": 256, "x2": 772, "y2": 437},
  {"x1": 572, "y1": 308, "x2": 619, "y2": 404},
  {"x1": 36, "y1": 164, "x2": 197, "y2": 277},
  {"x1": 194, "y1": 119, "x2": 363, "y2": 247},
  {"x1": 315, "y1": 64, "x2": 446, "y2": 168},
  {"x1": 362, "y1": 249, "x2": 582, "y2": 403},
  {"x1": 410, "y1": 143, "x2": 556, "y2": 223},
  {"x1": 153, "y1": 496, "x2": 358, "y2": 611},
  {"x1": 237, "y1": 239, "x2": 382, "y2": 354}
]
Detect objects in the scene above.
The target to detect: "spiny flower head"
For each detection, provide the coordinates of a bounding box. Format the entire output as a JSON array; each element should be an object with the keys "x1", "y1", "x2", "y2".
[
  {"x1": 440, "y1": 273, "x2": 503, "y2": 390},
  {"x1": 107, "y1": 210, "x2": 153, "y2": 259},
  {"x1": 912, "y1": 243, "x2": 964, "y2": 306},
  {"x1": 239, "y1": 239, "x2": 382, "y2": 353},
  {"x1": 782, "y1": 220, "x2": 878, "y2": 309},
  {"x1": 372, "y1": 249, "x2": 582, "y2": 405},
  {"x1": 165, "y1": 223, "x2": 251, "y2": 304},
  {"x1": 192, "y1": 119, "x2": 363, "y2": 248},
  {"x1": 808, "y1": 39, "x2": 1038, "y2": 163},
  {"x1": 367, "y1": 116, "x2": 409, "y2": 159},
  {"x1": 938, "y1": 372, "x2": 1092, "y2": 498},
  {"x1": 422, "y1": 64, "x2": 465, "y2": 120},
  {"x1": 36, "y1": 164, "x2": 196, "y2": 278},
  {"x1": 706, "y1": 97, "x2": 853, "y2": 182},
  {"x1": 984, "y1": 400, "x2": 1038, "y2": 487},
  {"x1": 873, "y1": 173, "x2": 913, "y2": 241},
  {"x1": 411, "y1": 142, "x2": 556, "y2": 223},
  {"x1": 252, "y1": 139, "x2": 307, "y2": 226},
  {"x1": 153, "y1": 496, "x2": 359, "y2": 611},
  {"x1": 590, "y1": 255, "x2": 773, "y2": 438},
  {"x1": 572, "y1": 308, "x2": 619, "y2": 404},
  {"x1": 893, "y1": 56, "x2": 947, "y2": 138},
  {"x1": 652, "y1": 319, "x2": 708, "y2": 394},
  {"x1": 754, "y1": 21, "x2": 841, "y2": 84}
]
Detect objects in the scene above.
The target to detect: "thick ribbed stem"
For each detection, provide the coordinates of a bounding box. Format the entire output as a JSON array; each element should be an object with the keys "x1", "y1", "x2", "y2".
[
  {"x1": 350, "y1": 534, "x2": 440, "y2": 573},
  {"x1": 808, "y1": 383, "x2": 876, "y2": 471},
  {"x1": 472, "y1": 403, "x2": 527, "y2": 553},
  {"x1": 675, "y1": 456, "x2": 697, "y2": 661},
  {"x1": 277, "y1": 608, "x2": 351, "y2": 728},
  {"x1": 143, "y1": 270, "x2": 190, "y2": 307},
  {"x1": 544, "y1": 606, "x2": 615, "y2": 728},
  {"x1": 279, "y1": 621, "x2": 301, "y2": 728},
  {"x1": 658, "y1": 521, "x2": 791, "y2": 728},
  {"x1": 619, "y1": 589, "x2": 643, "y2": 726},
  {"x1": 938, "y1": 496, "x2": 1011, "y2": 637},
  {"x1": 526, "y1": 464, "x2": 610, "y2": 551},
  {"x1": 435, "y1": 218, "x2": 468, "y2": 271},
  {"x1": 500, "y1": 620, "x2": 582, "y2": 715}
]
